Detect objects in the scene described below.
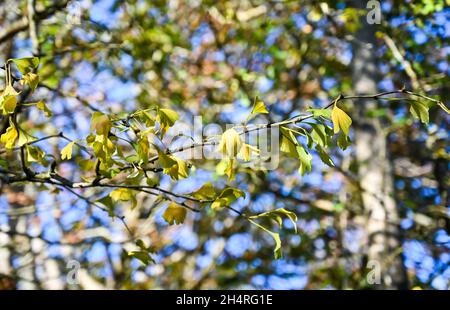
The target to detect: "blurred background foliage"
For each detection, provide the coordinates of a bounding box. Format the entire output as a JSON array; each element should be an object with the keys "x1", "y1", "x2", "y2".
[{"x1": 0, "y1": 0, "x2": 449, "y2": 289}]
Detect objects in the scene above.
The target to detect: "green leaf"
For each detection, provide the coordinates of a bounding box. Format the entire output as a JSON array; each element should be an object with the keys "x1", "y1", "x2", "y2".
[
  {"x1": 337, "y1": 133, "x2": 351, "y2": 150},
  {"x1": 163, "y1": 202, "x2": 187, "y2": 225},
  {"x1": 190, "y1": 182, "x2": 217, "y2": 201},
  {"x1": 437, "y1": 101, "x2": 449, "y2": 114},
  {"x1": 316, "y1": 145, "x2": 335, "y2": 167},
  {"x1": 310, "y1": 123, "x2": 331, "y2": 147},
  {"x1": 249, "y1": 208, "x2": 298, "y2": 233},
  {"x1": 248, "y1": 219, "x2": 283, "y2": 259},
  {"x1": 280, "y1": 126, "x2": 298, "y2": 157},
  {"x1": 11, "y1": 57, "x2": 39, "y2": 74},
  {"x1": 96, "y1": 195, "x2": 115, "y2": 218},
  {"x1": 297, "y1": 145, "x2": 312, "y2": 175},
  {"x1": 127, "y1": 251, "x2": 155, "y2": 266},
  {"x1": 61, "y1": 141, "x2": 75, "y2": 160},
  {"x1": 211, "y1": 187, "x2": 245, "y2": 210},
  {"x1": 409, "y1": 101, "x2": 429, "y2": 124},
  {"x1": 308, "y1": 108, "x2": 332, "y2": 119},
  {"x1": 156, "y1": 147, "x2": 177, "y2": 168},
  {"x1": 331, "y1": 105, "x2": 352, "y2": 136}
]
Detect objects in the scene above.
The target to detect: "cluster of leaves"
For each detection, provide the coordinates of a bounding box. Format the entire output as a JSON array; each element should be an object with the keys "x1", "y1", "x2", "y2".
[
  {"x1": 1, "y1": 56, "x2": 447, "y2": 264},
  {"x1": 0, "y1": 57, "x2": 52, "y2": 161}
]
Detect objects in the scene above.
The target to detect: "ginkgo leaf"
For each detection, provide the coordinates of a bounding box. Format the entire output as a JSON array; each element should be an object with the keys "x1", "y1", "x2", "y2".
[
  {"x1": 0, "y1": 85, "x2": 19, "y2": 114},
  {"x1": 251, "y1": 96, "x2": 269, "y2": 115},
  {"x1": 310, "y1": 123, "x2": 331, "y2": 147},
  {"x1": 36, "y1": 100, "x2": 52, "y2": 117},
  {"x1": 163, "y1": 155, "x2": 189, "y2": 180},
  {"x1": 2, "y1": 85, "x2": 18, "y2": 97},
  {"x1": 96, "y1": 195, "x2": 115, "y2": 218},
  {"x1": 248, "y1": 219, "x2": 283, "y2": 259},
  {"x1": 297, "y1": 145, "x2": 312, "y2": 175},
  {"x1": 337, "y1": 133, "x2": 351, "y2": 150},
  {"x1": 2, "y1": 95, "x2": 17, "y2": 114},
  {"x1": 20, "y1": 72, "x2": 39, "y2": 91},
  {"x1": 409, "y1": 101, "x2": 429, "y2": 124},
  {"x1": 17, "y1": 129, "x2": 36, "y2": 146},
  {"x1": 61, "y1": 141, "x2": 75, "y2": 160},
  {"x1": 217, "y1": 128, "x2": 242, "y2": 158},
  {"x1": 238, "y1": 143, "x2": 259, "y2": 161},
  {"x1": 280, "y1": 126, "x2": 298, "y2": 157},
  {"x1": 308, "y1": 108, "x2": 332, "y2": 119},
  {"x1": 0, "y1": 124, "x2": 18, "y2": 149},
  {"x1": 224, "y1": 158, "x2": 235, "y2": 180},
  {"x1": 163, "y1": 202, "x2": 187, "y2": 225},
  {"x1": 249, "y1": 208, "x2": 298, "y2": 233},
  {"x1": 137, "y1": 110, "x2": 155, "y2": 126},
  {"x1": 26, "y1": 145, "x2": 45, "y2": 164},
  {"x1": 156, "y1": 147, "x2": 177, "y2": 169},
  {"x1": 437, "y1": 101, "x2": 449, "y2": 114},
  {"x1": 136, "y1": 135, "x2": 149, "y2": 164},
  {"x1": 157, "y1": 108, "x2": 179, "y2": 138},
  {"x1": 110, "y1": 188, "x2": 137, "y2": 209},
  {"x1": 331, "y1": 105, "x2": 352, "y2": 136},
  {"x1": 211, "y1": 187, "x2": 245, "y2": 210},
  {"x1": 91, "y1": 112, "x2": 111, "y2": 135},
  {"x1": 11, "y1": 57, "x2": 39, "y2": 74},
  {"x1": 316, "y1": 145, "x2": 335, "y2": 167},
  {"x1": 127, "y1": 251, "x2": 155, "y2": 266},
  {"x1": 190, "y1": 182, "x2": 217, "y2": 200}
]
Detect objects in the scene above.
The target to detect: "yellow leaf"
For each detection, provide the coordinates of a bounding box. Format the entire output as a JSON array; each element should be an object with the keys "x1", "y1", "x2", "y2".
[
  {"x1": 2, "y1": 95, "x2": 17, "y2": 114},
  {"x1": 280, "y1": 127, "x2": 298, "y2": 157},
  {"x1": 17, "y1": 130, "x2": 36, "y2": 146},
  {"x1": 137, "y1": 135, "x2": 149, "y2": 164},
  {"x1": 0, "y1": 124, "x2": 18, "y2": 149},
  {"x1": 61, "y1": 141, "x2": 75, "y2": 160},
  {"x1": 331, "y1": 105, "x2": 352, "y2": 135},
  {"x1": 224, "y1": 158, "x2": 235, "y2": 180},
  {"x1": 211, "y1": 186, "x2": 245, "y2": 210},
  {"x1": 238, "y1": 143, "x2": 259, "y2": 161},
  {"x1": 162, "y1": 155, "x2": 189, "y2": 180},
  {"x1": 157, "y1": 108, "x2": 179, "y2": 138},
  {"x1": 163, "y1": 202, "x2": 186, "y2": 225},
  {"x1": 36, "y1": 100, "x2": 52, "y2": 117},
  {"x1": 0, "y1": 85, "x2": 19, "y2": 114},
  {"x1": 217, "y1": 128, "x2": 242, "y2": 158},
  {"x1": 110, "y1": 188, "x2": 137, "y2": 209},
  {"x1": 190, "y1": 182, "x2": 216, "y2": 200},
  {"x1": 91, "y1": 112, "x2": 111, "y2": 135},
  {"x1": 20, "y1": 72, "x2": 39, "y2": 91},
  {"x1": 251, "y1": 96, "x2": 269, "y2": 115},
  {"x1": 26, "y1": 145, "x2": 45, "y2": 163}
]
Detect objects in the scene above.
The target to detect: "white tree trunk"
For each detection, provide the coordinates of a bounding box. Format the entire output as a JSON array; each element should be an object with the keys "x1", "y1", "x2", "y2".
[{"x1": 351, "y1": 1, "x2": 408, "y2": 289}]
